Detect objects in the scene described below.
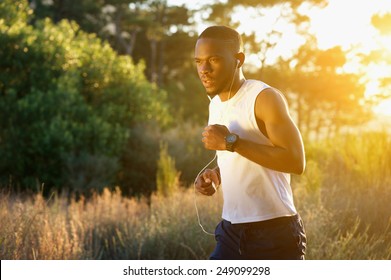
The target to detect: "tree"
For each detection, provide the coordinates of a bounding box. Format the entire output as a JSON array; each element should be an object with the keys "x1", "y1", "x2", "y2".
[
  {"x1": 204, "y1": 0, "x2": 328, "y2": 75},
  {"x1": 30, "y1": 0, "x2": 194, "y2": 85},
  {"x1": 29, "y1": 0, "x2": 205, "y2": 124},
  {"x1": 29, "y1": 0, "x2": 107, "y2": 32},
  {"x1": 0, "y1": 0, "x2": 170, "y2": 194},
  {"x1": 369, "y1": 13, "x2": 391, "y2": 94},
  {"x1": 372, "y1": 13, "x2": 391, "y2": 36},
  {"x1": 251, "y1": 41, "x2": 371, "y2": 140}
]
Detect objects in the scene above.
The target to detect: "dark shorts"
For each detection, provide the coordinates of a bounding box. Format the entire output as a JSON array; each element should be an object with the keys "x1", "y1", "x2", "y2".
[{"x1": 209, "y1": 214, "x2": 307, "y2": 260}]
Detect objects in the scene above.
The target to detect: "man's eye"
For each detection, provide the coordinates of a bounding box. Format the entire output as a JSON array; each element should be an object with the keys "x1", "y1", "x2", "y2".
[{"x1": 209, "y1": 58, "x2": 219, "y2": 63}]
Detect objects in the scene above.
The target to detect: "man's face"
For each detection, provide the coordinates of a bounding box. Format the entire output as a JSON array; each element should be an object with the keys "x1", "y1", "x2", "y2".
[{"x1": 194, "y1": 38, "x2": 236, "y2": 96}]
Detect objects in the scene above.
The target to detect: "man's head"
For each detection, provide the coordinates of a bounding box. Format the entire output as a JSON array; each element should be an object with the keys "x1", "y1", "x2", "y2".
[{"x1": 194, "y1": 26, "x2": 244, "y2": 96}]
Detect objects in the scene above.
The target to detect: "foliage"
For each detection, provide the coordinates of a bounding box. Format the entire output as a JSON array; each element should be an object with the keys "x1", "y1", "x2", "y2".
[
  {"x1": 160, "y1": 122, "x2": 216, "y2": 185},
  {"x1": 371, "y1": 13, "x2": 391, "y2": 36},
  {"x1": 0, "y1": 0, "x2": 170, "y2": 193},
  {"x1": 30, "y1": 0, "x2": 206, "y2": 124},
  {"x1": 368, "y1": 13, "x2": 391, "y2": 94},
  {"x1": 31, "y1": 0, "x2": 193, "y2": 80},
  {"x1": 156, "y1": 142, "x2": 179, "y2": 197},
  {"x1": 116, "y1": 124, "x2": 161, "y2": 197},
  {"x1": 247, "y1": 41, "x2": 371, "y2": 140},
  {"x1": 206, "y1": 0, "x2": 328, "y2": 26}
]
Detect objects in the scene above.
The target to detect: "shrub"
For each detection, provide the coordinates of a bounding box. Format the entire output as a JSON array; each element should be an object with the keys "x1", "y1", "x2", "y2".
[{"x1": 0, "y1": 0, "x2": 170, "y2": 193}]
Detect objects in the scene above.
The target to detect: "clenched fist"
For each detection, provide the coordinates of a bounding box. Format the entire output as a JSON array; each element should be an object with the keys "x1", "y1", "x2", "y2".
[{"x1": 201, "y1": 124, "x2": 230, "y2": 150}]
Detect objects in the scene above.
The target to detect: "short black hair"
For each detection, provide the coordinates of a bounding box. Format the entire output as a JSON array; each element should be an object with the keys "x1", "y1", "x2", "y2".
[{"x1": 198, "y1": 26, "x2": 243, "y2": 53}]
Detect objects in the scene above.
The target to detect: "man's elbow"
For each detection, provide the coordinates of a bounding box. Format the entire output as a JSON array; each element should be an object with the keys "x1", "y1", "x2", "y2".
[
  {"x1": 293, "y1": 162, "x2": 305, "y2": 175},
  {"x1": 291, "y1": 155, "x2": 305, "y2": 175}
]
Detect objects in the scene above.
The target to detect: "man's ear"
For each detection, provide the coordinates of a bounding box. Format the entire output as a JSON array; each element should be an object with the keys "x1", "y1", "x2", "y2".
[{"x1": 235, "y1": 52, "x2": 245, "y2": 68}]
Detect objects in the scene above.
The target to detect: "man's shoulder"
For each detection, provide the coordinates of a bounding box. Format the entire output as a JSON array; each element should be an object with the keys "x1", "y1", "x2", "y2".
[
  {"x1": 257, "y1": 87, "x2": 287, "y2": 105},
  {"x1": 255, "y1": 87, "x2": 290, "y2": 122}
]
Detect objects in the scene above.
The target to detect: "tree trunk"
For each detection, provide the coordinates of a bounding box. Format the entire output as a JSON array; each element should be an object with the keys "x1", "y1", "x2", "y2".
[
  {"x1": 55, "y1": 0, "x2": 64, "y2": 23},
  {"x1": 158, "y1": 40, "x2": 165, "y2": 87},
  {"x1": 127, "y1": 29, "x2": 138, "y2": 56},
  {"x1": 150, "y1": 39, "x2": 157, "y2": 84}
]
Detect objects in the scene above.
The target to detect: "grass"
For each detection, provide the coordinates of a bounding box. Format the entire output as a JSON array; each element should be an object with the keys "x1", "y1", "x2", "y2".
[{"x1": 1, "y1": 131, "x2": 390, "y2": 259}]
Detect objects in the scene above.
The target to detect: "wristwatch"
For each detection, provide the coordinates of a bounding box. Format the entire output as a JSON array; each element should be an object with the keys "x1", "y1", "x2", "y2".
[{"x1": 225, "y1": 133, "x2": 239, "y2": 152}]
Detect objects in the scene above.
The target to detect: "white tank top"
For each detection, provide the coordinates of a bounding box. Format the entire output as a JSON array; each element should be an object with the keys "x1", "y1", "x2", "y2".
[{"x1": 208, "y1": 79, "x2": 297, "y2": 223}]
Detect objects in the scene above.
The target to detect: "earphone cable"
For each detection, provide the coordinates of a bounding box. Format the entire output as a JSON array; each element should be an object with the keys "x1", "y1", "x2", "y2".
[
  {"x1": 193, "y1": 152, "x2": 217, "y2": 236},
  {"x1": 193, "y1": 63, "x2": 239, "y2": 236}
]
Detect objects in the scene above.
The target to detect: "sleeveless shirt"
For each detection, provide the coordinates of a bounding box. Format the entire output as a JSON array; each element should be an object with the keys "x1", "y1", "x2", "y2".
[{"x1": 208, "y1": 79, "x2": 297, "y2": 223}]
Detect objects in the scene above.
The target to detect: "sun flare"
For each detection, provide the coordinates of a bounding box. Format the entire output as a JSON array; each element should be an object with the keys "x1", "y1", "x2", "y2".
[{"x1": 229, "y1": 0, "x2": 391, "y2": 116}]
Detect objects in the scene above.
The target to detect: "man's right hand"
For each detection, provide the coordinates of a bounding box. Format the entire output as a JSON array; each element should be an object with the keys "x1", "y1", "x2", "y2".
[{"x1": 195, "y1": 168, "x2": 220, "y2": 196}]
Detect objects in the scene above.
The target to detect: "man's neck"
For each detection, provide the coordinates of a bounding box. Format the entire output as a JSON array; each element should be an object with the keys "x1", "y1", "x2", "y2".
[{"x1": 219, "y1": 77, "x2": 246, "y2": 102}]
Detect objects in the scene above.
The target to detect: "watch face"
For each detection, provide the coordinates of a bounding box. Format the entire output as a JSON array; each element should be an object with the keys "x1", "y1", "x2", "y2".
[{"x1": 226, "y1": 134, "x2": 237, "y2": 143}]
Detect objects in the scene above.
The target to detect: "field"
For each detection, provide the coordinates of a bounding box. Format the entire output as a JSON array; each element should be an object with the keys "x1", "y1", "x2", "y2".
[{"x1": 1, "y1": 132, "x2": 391, "y2": 260}]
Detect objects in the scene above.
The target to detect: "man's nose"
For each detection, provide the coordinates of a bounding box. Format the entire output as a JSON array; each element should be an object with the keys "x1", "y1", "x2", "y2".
[{"x1": 199, "y1": 62, "x2": 211, "y2": 74}]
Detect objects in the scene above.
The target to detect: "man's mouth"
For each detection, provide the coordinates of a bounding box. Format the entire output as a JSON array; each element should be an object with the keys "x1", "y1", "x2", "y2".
[{"x1": 202, "y1": 77, "x2": 215, "y2": 88}]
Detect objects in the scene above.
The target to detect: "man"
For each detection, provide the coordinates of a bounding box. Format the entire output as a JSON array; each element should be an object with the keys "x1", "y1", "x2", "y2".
[{"x1": 194, "y1": 26, "x2": 307, "y2": 260}]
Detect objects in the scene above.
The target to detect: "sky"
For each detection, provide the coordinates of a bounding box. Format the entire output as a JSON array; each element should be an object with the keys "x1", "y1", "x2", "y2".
[{"x1": 167, "y1": 0, "x2": 391, "y2": 116}]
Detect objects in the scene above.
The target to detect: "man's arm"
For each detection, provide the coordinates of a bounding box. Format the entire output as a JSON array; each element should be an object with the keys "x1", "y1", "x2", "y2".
[
  {"x1": 202, "y1": 88, "x2": 305, "y2": 175},
  {"x1": 235, "y1": 88, "x2": 305, "y2": 174}
]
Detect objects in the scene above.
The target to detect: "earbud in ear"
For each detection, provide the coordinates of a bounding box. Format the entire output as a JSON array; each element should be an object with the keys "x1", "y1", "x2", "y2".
[{"x1": 236, "y1": 59, "x2": 240, "y2": 67}]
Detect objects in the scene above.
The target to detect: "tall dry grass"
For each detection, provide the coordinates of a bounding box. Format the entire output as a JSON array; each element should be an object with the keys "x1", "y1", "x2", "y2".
[
  {"x1": 296, "y1": 131, "x2": 391, "y2": 259},
  {"x1": 0, "y1": 187, "x2": 221, "y2": 259},
  {"x1": 0, "y1": 132, "x2": 390, "y2": 259}
]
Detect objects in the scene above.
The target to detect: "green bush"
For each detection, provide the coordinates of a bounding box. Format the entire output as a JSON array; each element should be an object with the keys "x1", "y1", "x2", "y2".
[{"x1": 0, "y1": 0, "x2": 170, "y2": 193}]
